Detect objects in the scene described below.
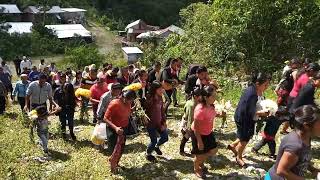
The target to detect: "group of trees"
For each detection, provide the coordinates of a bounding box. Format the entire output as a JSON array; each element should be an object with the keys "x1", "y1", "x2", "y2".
[{"x1": 143, "y1": 0, "x2": 320, "y2": 74}]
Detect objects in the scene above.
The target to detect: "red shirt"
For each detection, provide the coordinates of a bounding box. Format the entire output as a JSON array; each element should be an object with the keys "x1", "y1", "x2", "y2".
[
  {"x1": 191, "y1": 104, "x2": 216, "y2": 135},
  {"x1": 289, "y1": 73, "x2": 309, "y2": 98},
  {"x1": 90, "y1": 83, "x2": 109, "y2": 101},
  {"x1": 104, "y1": 99, "x2": 131, "y2": 128}
]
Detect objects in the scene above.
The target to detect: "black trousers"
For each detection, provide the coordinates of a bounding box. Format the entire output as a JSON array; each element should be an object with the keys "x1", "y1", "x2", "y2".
[
  {"x1": 253, "y1": 138, "x2": 276, "y2": 155},
  {"x1": 17, "y1": 97, "x2": 25, "y2": 110},
  {"x1": 0, "y1": 96, "x2": 6, "y2": 114},
  {"x1": 59, "y1": 108, "x2": 75, "y2": 135},
  {"x1": 106, "y1": 126, "x2": 126, "y2": 152}
]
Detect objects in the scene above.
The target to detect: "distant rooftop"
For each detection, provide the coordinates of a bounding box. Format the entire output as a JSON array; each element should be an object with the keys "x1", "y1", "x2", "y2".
[
  {"x1": 122, "y1": 47, "x2": 143, "y2": 54},
  {"x1": 45, "y1": 24, "x2": 91, "y2": 39},
  {"x1": 0, "y1": 4, "x2": 21, "y2": 14},
  {"x1": 61, "y1": 8, "x2": 87, "y2": 13},
  {"x1": 5, "y1": 22, "x2": 33, "y2": 34}
]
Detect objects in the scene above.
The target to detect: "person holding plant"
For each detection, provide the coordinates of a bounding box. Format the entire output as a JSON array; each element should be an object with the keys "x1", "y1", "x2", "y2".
[
  {"x1": 144, "y1": 81, "x2": 168, "y2": 162},
  {"x1": 191, "y1": 85, "x2": 219, "y2": 178},
  {"x1": 265, "y1": 105, "x2": 320, "y2": 180},
  {"x1": 228, "y1": 72, "x2": 270, "y2": 168},
  {"x1": 103, "y1": 90, "x2": 136, "y2": 173}
]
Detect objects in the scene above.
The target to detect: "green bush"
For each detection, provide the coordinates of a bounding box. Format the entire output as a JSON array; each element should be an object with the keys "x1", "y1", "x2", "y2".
[
  {"x1": 64, "y1": 46, "x2": 105, "y2": 69},
  {"x1": 143, "y1": 1, "x2": 320, "y2": 74}
]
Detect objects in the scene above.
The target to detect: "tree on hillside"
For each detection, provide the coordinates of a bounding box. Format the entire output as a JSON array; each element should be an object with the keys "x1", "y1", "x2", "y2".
[{"x1": 148, "y1": 0, "x2": 320, "y2": 74}]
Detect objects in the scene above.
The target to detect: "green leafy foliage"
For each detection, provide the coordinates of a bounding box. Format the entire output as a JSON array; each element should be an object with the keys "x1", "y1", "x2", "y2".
[
  {"x1": 64, "y1": 45, "x2": 105, "y2": 69},
  {"x1": 144, "y1": 1, "x2": 320, "y2": 74}
]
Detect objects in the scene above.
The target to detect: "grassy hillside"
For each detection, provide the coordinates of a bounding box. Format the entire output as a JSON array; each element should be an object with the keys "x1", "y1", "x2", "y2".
[{"x1": 0, "y1": 88, "x2": 319, "y2": 179}]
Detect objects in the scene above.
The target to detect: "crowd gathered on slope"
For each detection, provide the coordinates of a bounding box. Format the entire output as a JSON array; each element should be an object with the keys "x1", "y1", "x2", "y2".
[{"x1": 0, "y1": 55, "x2": 320, "y2": 179}]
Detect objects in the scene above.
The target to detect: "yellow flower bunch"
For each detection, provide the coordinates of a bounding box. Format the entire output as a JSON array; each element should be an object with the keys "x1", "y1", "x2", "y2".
[
  {"x1": 123, "y1": 83, "x2": 142, "y2": 91},
  {"x1": 75, "y1": 88, "x2": 92, "y2": 98},
  {"x1": 28, "y1": 109, "x2": 38, "y2": 120}
]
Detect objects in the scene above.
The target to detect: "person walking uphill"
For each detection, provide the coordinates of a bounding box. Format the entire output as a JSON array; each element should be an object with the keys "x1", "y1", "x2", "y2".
[
  {"x1": 0, "y1": 80, "x2": 7, "y2": 114},
  {"x1": 25, "y1": 74, "x2": 56, "y2": 111},
  {"x1": 103, "y1": 90, "x2": 136, "y2": 173},
  {"x1": 54, "y1": 83, "x2": 77, "y2": 141},
  {"x1": 228, "y1": 72, "x2": 270, "y2": 168},
  {"x1": 13, "y1": 74, "x2": 30, "y2": 110},
  {"x1": 145, "y1": 81, "x2": 169, "y2": 162},
  {"x1": 265, "y1": 105, "x2": 320, "y2": 180}
]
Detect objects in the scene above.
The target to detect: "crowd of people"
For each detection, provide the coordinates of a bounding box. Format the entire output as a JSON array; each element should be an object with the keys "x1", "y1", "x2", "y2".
[{"x1": 0, "y1": 56, "x2": 320, "y2": 179}]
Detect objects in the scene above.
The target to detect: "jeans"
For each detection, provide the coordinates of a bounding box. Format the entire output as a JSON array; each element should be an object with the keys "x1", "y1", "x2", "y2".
[
  {"x1": 253, "y1": 138, "x2": 276, "y2": 155},
  {"x1": 146, "y1": 127, "x2": 169, "y2": 154},
  {"x1": 59, "y1": 108, "x2": 75, "y2": 134},
  {"x1": 37, "y1": 127, "x2": 49, "y2": 152},
  {"x1": 0, "y1": 96, "x2": 6, "y2": 114},
  {"x1": 172, "y1": 88, "x2": 178, "y2": 104},
  {"x1": 164, "y1": 90, "x2": 173, "y2": 115}
]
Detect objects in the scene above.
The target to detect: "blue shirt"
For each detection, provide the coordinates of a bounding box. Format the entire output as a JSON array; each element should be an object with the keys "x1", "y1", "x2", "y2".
[
  {"x1": 29, "y1": 71, "x2": 40, "y2": 81},
  {"x1": 13, "y1": 80, "x2": 30, "y2": 97}
]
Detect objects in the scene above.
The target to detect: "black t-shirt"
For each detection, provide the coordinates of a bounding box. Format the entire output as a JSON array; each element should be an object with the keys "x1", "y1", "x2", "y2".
[{"x1": 268, "y1": 131, "x2": 311, "y2": 179}]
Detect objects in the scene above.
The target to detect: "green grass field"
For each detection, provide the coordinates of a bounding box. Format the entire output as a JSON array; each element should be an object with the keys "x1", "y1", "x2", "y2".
[{"x1": 0, "y1": 87, "x2": 319, "y2": 180}]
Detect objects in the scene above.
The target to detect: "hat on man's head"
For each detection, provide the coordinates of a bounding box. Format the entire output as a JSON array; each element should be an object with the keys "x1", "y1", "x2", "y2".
[
  {"x1": 108, "y1": 82, "x2": 122, "y2": 91},
  {"x1": 21, "y1": 74, "x2": 28, "y2": 78}
]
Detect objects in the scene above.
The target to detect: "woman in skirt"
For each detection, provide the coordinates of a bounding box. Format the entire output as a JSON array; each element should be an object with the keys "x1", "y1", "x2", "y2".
[{"x1": 191, "y1": 85, "x2": 218, "y2": 178}]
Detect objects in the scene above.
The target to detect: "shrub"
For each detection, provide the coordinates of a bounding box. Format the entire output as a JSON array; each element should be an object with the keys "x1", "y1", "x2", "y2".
[{"x1": 64, "y1": 46, "x2": 105, "y2": 69}]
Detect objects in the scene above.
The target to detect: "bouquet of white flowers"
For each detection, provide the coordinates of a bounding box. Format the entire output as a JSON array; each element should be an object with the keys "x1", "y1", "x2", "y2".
[{"x1": 260, "y1": 99, "x2": 278, "y2": 116}]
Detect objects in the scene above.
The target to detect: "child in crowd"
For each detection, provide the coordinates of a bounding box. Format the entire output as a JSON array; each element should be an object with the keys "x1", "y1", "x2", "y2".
[
  {"x1": 252, "y1": 114, "x2": 285, "y2": 159},
  {"x1": 145, "y1": 81, "x2": 168, "y2": 162},
  {"x1": 266, "y1": 105, "x2": 320, "y2": 179},
  {"x1": 179, "y1": 87, "x2": 202, "y2": 156},
  {"x1": 191, "y1": 85, "x2": 218, "y2": 178},
  {"x1": 31, "y1": 105, "x2": 61, "y2": 155}
]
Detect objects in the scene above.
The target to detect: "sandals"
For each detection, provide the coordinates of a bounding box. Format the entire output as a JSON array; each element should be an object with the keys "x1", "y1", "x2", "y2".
[
  {"x1": 194, "y1": 169, "x2": 206, "y2": 179},
  {"x1": 227, "y1": 145, "x2": 238, "y2": 157},
  {"x1": 235, "y1": 157, "x2": 247, "y2": 168}
]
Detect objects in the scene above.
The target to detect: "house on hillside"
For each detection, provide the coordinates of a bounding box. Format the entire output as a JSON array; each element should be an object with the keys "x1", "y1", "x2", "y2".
[
  {"x1": 136, "y1": 25, "x2": 185, "y2": 42},
  {"x1": 60, "y1": 8, "x2": 87, "y2": 25},
  {"x1": 122, "y1": 47, "x2": 143, "y2": 64},
  {"x1": 23, "y1": 6, "x2": 65, "y2": 24},
  {"x1": 0, "y1": 4, "x2": 22, "y2": 21},
  {"x1": 45, "y1": 24, "x2": 92, "y2": 42},
  {"x1": 4, "y1": 22, "x2": 33, "y2": 34},
  {"x1": 125, "y1": 19, "x2": 159, "y2": 42}
]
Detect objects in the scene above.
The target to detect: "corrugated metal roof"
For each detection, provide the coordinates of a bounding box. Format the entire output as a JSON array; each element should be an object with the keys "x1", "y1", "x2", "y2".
[
  {"x1": 46, "y1": 6, "x2": 64, "y2": 14},
  {"x1": 5, "y1": 22, "x2": 33, "y2": 34},
  {"x1": 45, "y1": 24, "x2": 91, "y2": 39},
  {"x1": 24, "y1": 6, "x2": 40, "y2": 14},
  {"x1": 61, "y1": 8, "x2": 87, "y2": 13},
  {"x1": 0, "y1": 4, "x2": 21, "y2": 13},
  {"x1": 122, "y1": 47, "x2": 143, "y2": 54},
  {"x1": 125, "y1": 19, "x2": 144, "y2": 30},
  {"x1": 166, "y1": 25, "x2": 185, "y2": 35}
]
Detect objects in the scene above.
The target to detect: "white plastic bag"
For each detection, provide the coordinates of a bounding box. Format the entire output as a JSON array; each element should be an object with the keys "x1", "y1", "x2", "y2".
[
  {"x1": 91, "y1": 123, "x2": 107, "y2": 145},
  {"x1": 317, "y1": 172, "x2": 320, "y2": 180}
]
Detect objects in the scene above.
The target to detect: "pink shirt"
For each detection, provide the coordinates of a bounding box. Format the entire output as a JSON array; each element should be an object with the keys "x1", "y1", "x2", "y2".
[
  {"x1": 289, "y1": 73, "x2": 309, "y2": 98},
  {"x1": 90, "y1": 83, "x2": 109, "y2": 101},
  {"x1": 191, "y1": 104, "x2": 216, "y2": 135}
]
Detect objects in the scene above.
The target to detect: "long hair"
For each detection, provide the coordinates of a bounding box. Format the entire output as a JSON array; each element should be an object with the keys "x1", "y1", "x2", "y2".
[
  {"x1": 292, "y1": 105, "x2": 320, "y2": 131},
  {"x1": 64, "y1": 83, "x2": 77, "y2": 108}
]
